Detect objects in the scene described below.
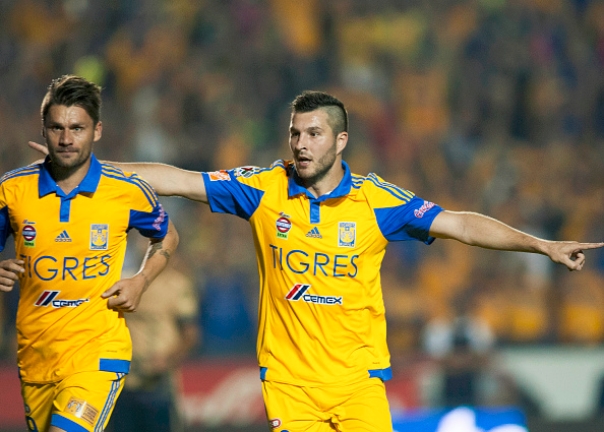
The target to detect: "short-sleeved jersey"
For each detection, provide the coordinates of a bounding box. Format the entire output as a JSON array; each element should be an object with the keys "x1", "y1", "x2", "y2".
[
  {"x1": 203, "y1": 160, "x2": 443, "y2": 386},
  {"x1": 0, "y1": 155, "x2": 169, "y2": 383}
]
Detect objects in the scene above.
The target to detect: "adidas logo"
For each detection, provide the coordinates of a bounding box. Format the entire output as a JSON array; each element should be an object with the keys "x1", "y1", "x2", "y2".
[
  {"x1": 55, "y1": 230, "x2": 72, "y2": 242},
  {"x1": 305, "y1": 227, "x2": 322, "y2": 239}
]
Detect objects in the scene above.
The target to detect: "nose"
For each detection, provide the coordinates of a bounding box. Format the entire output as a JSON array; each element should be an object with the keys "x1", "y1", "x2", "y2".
[
  {"x1": 293, "y1": 133, "x2": 308, "y2": 151},
  {"x1": 59, "y1": 129, "x2": 72, "y2": 145}
]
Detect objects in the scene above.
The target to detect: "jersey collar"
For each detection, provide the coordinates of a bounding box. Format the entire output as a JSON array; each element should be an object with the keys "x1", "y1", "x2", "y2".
[
  {"x1": 39, "y1": 154, "x2": 102, "y2": 198},
  {"x1": 288, "y1": 161, "x2": 353, "y2": 202}
]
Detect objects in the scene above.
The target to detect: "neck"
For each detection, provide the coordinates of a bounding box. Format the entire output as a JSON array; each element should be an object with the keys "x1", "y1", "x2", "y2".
[
  {"x1": 50, "y1": 160, "x2": 91, "y2": 195},
  {"x1": 302, "y1": 163, "x2": 345, "y2": 198}
]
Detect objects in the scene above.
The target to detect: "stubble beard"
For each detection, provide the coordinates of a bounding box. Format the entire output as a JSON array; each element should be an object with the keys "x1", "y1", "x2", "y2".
[{"x1": 296, "y1": 147, "x2": 337, "y2": 187}]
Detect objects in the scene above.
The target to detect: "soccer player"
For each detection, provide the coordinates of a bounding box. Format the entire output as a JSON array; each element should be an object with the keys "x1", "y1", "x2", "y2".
[
  {"x1": 1, "y1": 75, "x2": 179, "y2": 432},
  {"x1": 30, "y1": 91, "x2": 603, "y2": 432}
]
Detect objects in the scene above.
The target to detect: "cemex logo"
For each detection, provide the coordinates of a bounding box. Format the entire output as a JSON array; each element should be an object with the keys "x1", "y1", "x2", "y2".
[
  {"x1": 34, "y1": 290, "x2": 90, "y2": 308},
  {"x1": 285, "y1": 283, "x2": 343, "y2": 305}
]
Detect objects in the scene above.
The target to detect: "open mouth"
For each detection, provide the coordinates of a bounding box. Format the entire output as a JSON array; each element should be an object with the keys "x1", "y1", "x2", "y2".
[{"x1": 297, "y1": 155, "x2": 312, "y2": 168}]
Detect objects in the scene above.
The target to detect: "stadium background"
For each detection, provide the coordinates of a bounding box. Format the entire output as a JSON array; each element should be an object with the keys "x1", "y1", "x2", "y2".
[{"x1": 1, "y1": 0, "x2": 604, "y2": 430}]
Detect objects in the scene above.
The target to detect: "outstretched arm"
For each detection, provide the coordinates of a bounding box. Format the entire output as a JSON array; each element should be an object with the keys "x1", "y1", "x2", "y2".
[
  {"x1": 115, "y1": 162, "x2": 207, "y2": 202},
  {"x1": 28, "y1": 141, "x2": 208, "y2": 202},
  {"x1": 429, "y1": 210, "x2": 604, "y2": 271},
  {"x1": 102, "y1": 220, "x2": 180, "y2": 312}
]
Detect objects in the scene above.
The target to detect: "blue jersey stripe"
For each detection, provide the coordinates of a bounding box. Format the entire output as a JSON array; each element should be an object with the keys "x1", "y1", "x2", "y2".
[
  {"x1": 101, "y1": 164, "x2": 156, "y2": 199},
  {"x1": 100, "y1": 170, "x2": 158, "y2": 207},
  {"x1": 125, "y1": 173, "x2": 159, "y2": 205},
  {"x1": 0, "y1": 166, "x2": 39, "y2": 184},
  {"x1": 367, "y1": 174, "x2": 414, "y2": 202}
]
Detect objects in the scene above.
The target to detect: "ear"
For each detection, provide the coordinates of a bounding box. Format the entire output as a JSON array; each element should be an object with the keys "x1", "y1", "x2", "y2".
[
  {"x1": 336, "y1": 131, "x2": 348, "y2": 155},
  {"x1": 93, "y1": 121, "x2": 103, "y2": 142}
]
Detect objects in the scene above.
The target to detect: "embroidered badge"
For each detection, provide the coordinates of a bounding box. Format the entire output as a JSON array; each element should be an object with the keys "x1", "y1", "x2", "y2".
[
  {"x1": 66, "y1": 397, "x2": 99, "y2": 425},
  {"x1": 234, "y1": 166, "x2": 260, "y2": 178},
  {"x1": 208, "y1": 170, "x2": 230, "y2": 181},
  {"x1": 338, "y1": 222, "x2": 356, "y2": 247},
  {"x1": 22, "y1": 222, "x2": 37, "y2": 247},
  {"x1": 90, "y1": 224, "x2": 109, "y2": 250},
  {"x1": 276, "y1": 212, "x2": 292, "y2": 239}
]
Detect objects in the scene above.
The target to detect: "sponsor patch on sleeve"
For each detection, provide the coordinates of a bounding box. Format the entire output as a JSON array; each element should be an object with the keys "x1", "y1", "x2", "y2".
[{"x1": 208, "y1": 170, "x2": 230, "y2": 181}]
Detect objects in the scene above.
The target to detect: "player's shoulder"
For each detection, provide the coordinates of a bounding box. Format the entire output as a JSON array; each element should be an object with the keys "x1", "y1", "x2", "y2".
[
  {"x1": 0, "y1": 163, "x2": 41, "y2": 187},
  {"x1": 99, "y1": 162, "x2": 158, "y2": 198},
  {"x1": 230, "y1": 159, "x2": 290, "y2": 184},
  {"x1": 353, "y1": 172, "x2": 416, "y2": 206},
  {"x1": 100, "y1": 162, "x2": 151, "y2": 186}
]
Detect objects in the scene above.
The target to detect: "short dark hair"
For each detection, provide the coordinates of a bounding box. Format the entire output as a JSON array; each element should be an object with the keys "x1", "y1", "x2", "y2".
[
  {"x1": 41, "y1": 75, "x2": 102, "y2": 126},
  {"x1": 291, "y1": 91, "x2": 348, "y2": 135}
]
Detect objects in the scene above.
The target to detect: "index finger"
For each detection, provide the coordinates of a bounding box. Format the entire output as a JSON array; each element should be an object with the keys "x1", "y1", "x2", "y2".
[
  {"x1": 28, "y1": 141, "x2": 49, "y2": 155},
  {"x1": 577, "y1": 242, "x2": 604, "y2": 250}
]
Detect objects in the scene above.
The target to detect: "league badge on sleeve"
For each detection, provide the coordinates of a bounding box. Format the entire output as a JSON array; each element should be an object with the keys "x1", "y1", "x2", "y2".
[
  {"x1": 338, "y1": 222, "x2": 356, "y2": 247},
  {"x1": 208, "y1": 170, "x2": 230, "y2": 181},
  {"x1": 90, "y1": 224, "x2": 109, "y2": 250}
]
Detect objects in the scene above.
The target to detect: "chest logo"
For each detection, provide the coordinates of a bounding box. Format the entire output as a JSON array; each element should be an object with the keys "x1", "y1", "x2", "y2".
[
  {"x1": 55, "y1": 230, "x2": 72, "y2": 243},
  {"x1": 338, "y1": 222, "x2": 356, "y2": 247},
  {"x1": 306, "y1": 227, "x2": 322, "y2": 239},
  {"x1": 276, "y1": 212, "x2": 292, "y2": 239},
  {"x1": 90, "y1": 224, "x2": 109, "y2": 250},
  {"x1": 22, "y1": 223, "x2": 37, "y2": 247}
]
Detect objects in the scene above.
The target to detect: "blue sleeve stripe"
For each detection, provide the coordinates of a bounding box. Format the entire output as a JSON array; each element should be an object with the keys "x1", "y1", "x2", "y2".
[
  {"x1": 0, "y1": 166, "x2": 39, "y2": 184},
  {"x1": 101, "y1": 171, "x2": 158, "y2": 207},
  {"x1": 50, "y1": 414, "x2": 89, "y2": 432},
  {"x1": 367, "y1": 174, "x2": 414, "y2": 202}
]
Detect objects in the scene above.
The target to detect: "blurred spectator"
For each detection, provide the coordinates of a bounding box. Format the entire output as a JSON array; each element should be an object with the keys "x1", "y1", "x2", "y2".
[
  {"x1": 106, "y1": 253, "x2": 200, "y2": 432},
  {"x1": 422, "y1": 290, "x2": 495, "y2": 407},
  {"x1": 2, "y1": 0, "x2": 604, "y2": 361}
]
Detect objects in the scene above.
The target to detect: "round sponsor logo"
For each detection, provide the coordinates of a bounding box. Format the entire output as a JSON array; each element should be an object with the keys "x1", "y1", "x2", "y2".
[
  {"x1": 22, "y1": 225, "x2": 37, "y2": 241},
  {"x1": 276, "y1": 217, "x2": 292, "y2": 233},
  {"x1": 269, "y1": 418, "x2": 282, "y2": 428}
]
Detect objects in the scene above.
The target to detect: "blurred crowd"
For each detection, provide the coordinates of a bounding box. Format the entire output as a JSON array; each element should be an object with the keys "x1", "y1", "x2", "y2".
[{"x1": 2, "y1": 0, "x2": 604, "y2": 366}]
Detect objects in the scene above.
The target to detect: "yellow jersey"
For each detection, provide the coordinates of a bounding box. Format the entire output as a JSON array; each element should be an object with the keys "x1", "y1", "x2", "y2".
[
  {"x1": 0, "y1": 155, "x2": 169, "y2": 383},
  {"x1": 203, "y1": 160, "x2": 443, "y2": 386}
]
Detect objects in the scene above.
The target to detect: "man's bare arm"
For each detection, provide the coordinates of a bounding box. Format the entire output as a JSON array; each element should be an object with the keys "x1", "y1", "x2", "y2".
[
  {"x1": 102, "y1": 220, "x2": 180, "y2": 312},
  {"x1": 28, "y1": 141, "x2": 208, "y2": 202},
  {"x1": 430, "y1": 210, "x2": 604, "y2": 271}
]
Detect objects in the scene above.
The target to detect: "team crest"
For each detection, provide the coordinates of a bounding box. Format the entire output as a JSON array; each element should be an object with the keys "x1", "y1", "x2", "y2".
[
  {"x1": 234, "y1": 166, "x2": 261, "y2": 178},
  {"x1": 90, "y1": 224, "x2": 109, "y2": 250},
  {"x1": 22, "y1": 221, "x2": 37, "y2": 247},
  {"x1": 66, "y1": 397, "x2": 99, "y2": 425},
  {"x1": 338, "y1": 222, "x2": 356, "y2": 247},
  {"x1": 276, "y1": 212, "x2": 292, "y2": 239}
]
